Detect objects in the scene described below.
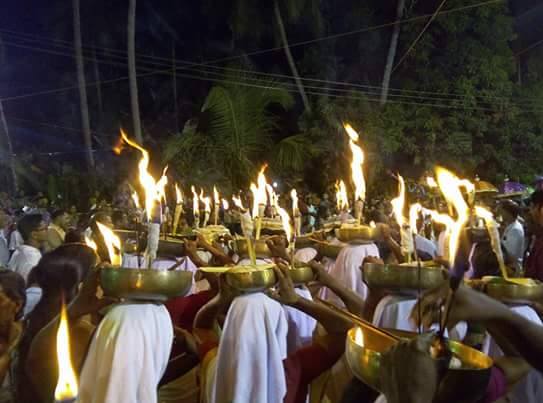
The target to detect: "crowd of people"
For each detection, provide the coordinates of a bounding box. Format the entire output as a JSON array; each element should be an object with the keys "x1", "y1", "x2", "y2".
[{"x1": 0, "y1": 180, "x2": 543, "y2": 403}]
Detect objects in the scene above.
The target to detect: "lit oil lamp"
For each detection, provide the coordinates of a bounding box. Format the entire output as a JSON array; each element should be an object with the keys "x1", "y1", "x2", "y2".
[
  {"x1": 172, "y1": 183, "x2": 184, "y2": 235},
  {"x1": 54, "y1": 302, "x2": 78, "y2": 403},
  {"x1": 344, "y1": 124, "x2": 366, "y2": 224}
]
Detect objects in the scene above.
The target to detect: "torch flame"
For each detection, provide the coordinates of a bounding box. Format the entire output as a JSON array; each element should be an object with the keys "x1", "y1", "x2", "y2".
[
  {"x1": 222, "y1": 199, "x2": 229, "y2": 210},
  {"x1": 335, "y1": 180, "x2": 349, "y2": 211},
  {"x1": 118, "y1": 129, "x2": 168, "y2": 220},
  {"x1": 54, "y1": 302, "x2": 78, "y2": 401},
  {"x1": 202, "y1": 194, "x2": 212, "y2": 213},
  {"x1": 96, "y1": 221, "x2": 122, "y2": 266},
  {"x1": 426, "y1": 177, "x2": 438, "y2": 188},
  {"x1": 266, "y1": 184, "x2": 278, "y2": 210},
  {"x1": 132, "y1": 191, "x2": 140, "y2": 209},
  {"x1": 276, "y1": 204, "x2": 292, "y2": 242},
  {"x1": 84, "y1": 235, "x2": 97, "y2": 252},
  {"x1": 232, "y1": 195, "x2": 244, "y2": 210},
  {"x1": 290, "y1": 189, "x2": 299, "y2": 215},
  {"x1": 391, "y1": 175, "x2": 406, "y2": 228},
  {"x1": 250, "y1": 165, "x2": 269, "y2": 219},
  {"x1": 435, "y1": 167, "x2": 471, "y2": 267},
  {"x1": 354, "y1": 327, "x2": 364, "y2": 347},
  {"x1": 191, "y1": 186, "x2": 199, "y2": 214},
  {"x1": 344, "y1": 124, "x2": 366, "y2": 202},
  {"x1": 213, "y1": 186, "x2": 220, "y2": 205},
  {"x1": 175, "y1": 183, "x2": 183, "y2": 205}
]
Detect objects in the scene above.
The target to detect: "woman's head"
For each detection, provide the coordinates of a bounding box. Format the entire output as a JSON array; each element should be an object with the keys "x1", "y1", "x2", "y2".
[
  {"x1": 32, "y1": 243, "x2": 97, "y2": 301},
  {"x1": 0, "y1": 270, "x2": 26, "y2": 321}
]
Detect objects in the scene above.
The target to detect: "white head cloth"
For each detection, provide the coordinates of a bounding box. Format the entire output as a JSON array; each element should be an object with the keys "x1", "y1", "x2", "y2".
[
  {"x1": 77, "y1": 303, "x2": 173, "y2": 403},
  {"x1": 284, "y1": 286, "x2": 317, "y2": 353},
  {"x1": 210, "y1": 293, "x2": 288, "y2": 403}
]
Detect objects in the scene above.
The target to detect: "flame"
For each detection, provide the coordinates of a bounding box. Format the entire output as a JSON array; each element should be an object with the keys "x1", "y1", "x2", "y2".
[
  {"x1": 354, "y1": 327, "x2": 364, "y2": 347},
  {"x1": 54, "y1": 302, "x2": 78, "y2": 400},
  {"x1": 391, "y1": 175, "x2": 406, "y2": 228},
  {"x1": 369, "y1": 221, "x2": 376, "y2": 228},
  {"x1": 250, "y1": 165, "x2": 268, "y2": 218},
  {"x1": 276, "y1": 204, "x2": 292, "y2": 242},
  {"x1": 175, "y1": 183, "x2": 183, "y2": 204},
  {"x1": 290, "y1": 189, "x2": 299, "y2": 215},
  {"x1": 202, "y1": 194, "x2": 212, "y2": 213},
  {"x1": 118, "y1": 130, "x2": 168, "y2": 220},
  {"x1": 232, "y1": 195, "x2": 244, "y2": 210},
  {"x1": 266, "y1": 184, "x2": 278, "y2": 209},
  {"x1": 335, "y1": 180, "x2": 349, "y2": 211},
  {"x1": 191, "y1": 186, "x2": 199, "y2": 215},
  {"x1": 426, "y1": 177, "x2": 438, "y2": 188},
  {"x1": 436, "y1": 167, "x2": 471, "y2": 266},
  {"x1": 344, "y1": 124, "x2": 366, "y2": 202},
  {"x1": 84, "y1": 236, "x2": 97, "y2": 252},
  {"x1": 409, "y1": 203, "x2": 422, "y2": 234},
  {"x1": 132, "y1": 191, "x2": 140, "y2": 209},
  {"x1": 222, "y1": 199, "x2": 229, "y2": 210},
  {"x1": 96, "y1": 221, "x2": 122, "y2": 266}
]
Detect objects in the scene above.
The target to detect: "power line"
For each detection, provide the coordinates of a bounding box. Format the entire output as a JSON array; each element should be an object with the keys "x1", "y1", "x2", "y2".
[
  {"x1": 4, "y1": 33, "x2": 542, "y2": 110},
  {"x1": 392, "y1": 0, "x2": 448, "y2": 73},
  {"x1": 515, "y1": 38, "x2": 543, "y2": 57}
]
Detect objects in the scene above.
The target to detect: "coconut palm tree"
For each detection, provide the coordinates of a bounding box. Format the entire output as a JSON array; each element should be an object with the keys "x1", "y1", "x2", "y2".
[{"x1": 128, "y1": 0, "x2": 143, "y2": 143}]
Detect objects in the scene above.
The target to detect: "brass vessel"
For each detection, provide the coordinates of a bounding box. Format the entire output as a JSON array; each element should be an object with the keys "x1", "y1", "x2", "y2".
[
  {"x1": 336, "y1": 225, "x2": 377, "y2": 243},
  {"x1": 483, "y1": 276, "x2": 543, "y2": 301},
  {"x1": 224, "y1": 264, "x2": 277, "y2": 292},
  {"x1": 234, "y1": 238, "x2": 272, "y2": 258},
  {"x1": 101, "y1": 267, "x2": 193, "y2": 301},
  {"x1": 288, "y1": 265, "x2": 315, "y2": 285},
  {"x1": 363, "y1": 262, "x2": 448, "y2": 290},
  {"x1": 317, "y1": 242, "x2": 344, "y2": 259}
]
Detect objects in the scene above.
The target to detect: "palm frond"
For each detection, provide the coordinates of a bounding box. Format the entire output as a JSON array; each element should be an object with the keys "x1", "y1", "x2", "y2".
[{"x1": 272, "y1": 133, "x2": 321, "y2": 173}]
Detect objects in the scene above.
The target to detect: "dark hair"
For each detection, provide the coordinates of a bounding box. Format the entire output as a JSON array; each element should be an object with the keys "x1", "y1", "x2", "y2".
[
  {"x1": 51, "y1": 209, "x2": 67, "y2": 221},
  {"x1": 499, "y1": 200, "x2": 521, "y2": 219},
  {"x1": 65, "y1": 229, "x2": 85, "y2": 243},
  {"x1": 33, "y1": 243, "x2": 97, "y2": 296},
  {"x1": 0, "y1": 270, "x2": 26, "y2": 320},
  {"x1": 530, "y1": 190, "x2": 543, "y2": 210},
  {"x1": 17, "y1": 214, "x2": 44, "y2": 242},
  {"x1": 471, "y1": 242, "x2": 500, "y2": 279}
]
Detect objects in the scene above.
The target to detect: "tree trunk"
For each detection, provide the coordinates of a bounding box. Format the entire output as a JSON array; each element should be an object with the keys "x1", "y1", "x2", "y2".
[
  {"x1": 128, "y1": 0, "x2": 143, "y2": 144},
  {"x1": 380, "y1": 0, "x2": 405, "y2": 106},
  {"x1": 273, "y1": 0, "x2": 311, "y2": 112},
  {"x1": 92, "y1": 49, "x2": 106, "y2": 145},
  {"x1": 73, "y1": 0, "x2": 95, "y2": 170},
  {"x1": 0, "y1": 101, "x2": 17, "y2": 192}
]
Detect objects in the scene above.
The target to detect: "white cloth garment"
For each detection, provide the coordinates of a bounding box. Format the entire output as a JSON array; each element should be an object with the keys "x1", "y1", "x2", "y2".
[
  {"x1": 284, "y1": 286, "x2": 317, "y2": 353},
  {"x1": 0, "y1": 231, "x2": 10, "y2": 267},
  {"x1": 294, "y1": 247, "x2": 318, "y2": 263},
  {"x1": 23, "y1": 286, "x2": 42, "y2": 317},
  {"x1": 372, "y1": 295, "x2": 467, "y2": 341},
  {"x1": 77, "y1": 303, "x2": 173, "y2": 403},
  {"x1": 9, "y1": 230, "x2": 23, "y2": 252},
  {"x1": 320, "y1": 243, "x2": 380, "y2": 306},
  {"x1": 8, "y1": 244, "x2": 41, "y2": 283},
  {"x1": 502, "y1": 220, "x2": 525, "y2": 266},
  {"x1": 437, "y1": 230, "x2": 448, "y2": 258},
  {"x1": 414, "y1": 234, "x2": 437, "y2": 258},
  {"x1": 210, "y1": 293, "x2": 288, "y2": 403}
]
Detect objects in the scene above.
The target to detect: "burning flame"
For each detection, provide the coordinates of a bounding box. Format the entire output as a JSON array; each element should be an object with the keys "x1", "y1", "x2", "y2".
[
  {"x1": 335, "y1": 180, "x2": 349, "y2": 211},
  {"x1": 426, "y1": 177, "x2": 438, "y2": 188},
  {"x1": 118, "y1": 130, "x2": 168, "y2": 220},
  {"x1": 232, "y1": 195, "x2": 245, "y2": 210},
  {"x1": 175, "y1": 183, "x2": 183, "y2": 205},
  {"x1": 391, "y1": 175, "x2": 406, "y2": 228},
  {"x1": 222, "y1": 199, "x2": 229, "y2": 210},
  {"x1": 266, "y1": 184, "x2": 278, "y2": 210},
  {"x1": 250, "y1": 165, "x2": 268, "y2": 219},
  {"x1": 369, "y1": 221, "x2": 376, "y2": 228},
  {"x1": 290, "y1": 189, "x2": 299, "y2": 215},
  {"x1": 54, "y1": 302, "x2": 78, "y2": 401},
  {"x1": 192, "y1": 186, "x2": 199, "y2": 215},
  {"x1": 436, "y1": 167, "x2": 471, "y2": 267},
  {"x1": 96, "y1": 221, "x2": 122, "y2": 266},
  {"x1": 354, "y1": 327, "x2": 364, "y2": 347},
  {"x1": 84, "y1": 235, "x2": 97, "y2": 252},
  {"x1": 213, "y1": 186, "x2": 220, "y2": 205},
  {"x1": 409, "y1": 203, "x2": 422, "y2": 234},
  {"x1": 202, "y1": 194, "x2": 212, "y2": 213},
  {"x1": 132, "y1": 191, "x2": 140, "y2": 209},
  {"x1": 344, "y1": 124, "x2": 366, "y2": 202},
  {"x1": 276, "y1": 204, "x2": 292, "y2": 242}
]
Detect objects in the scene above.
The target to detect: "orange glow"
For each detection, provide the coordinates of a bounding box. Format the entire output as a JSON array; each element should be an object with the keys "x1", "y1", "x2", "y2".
[
  {"x1": 335, "y1": 180, "x2": 349, "y2": 211},
  {"x1": 96, "y1": 222, "x2": 122, "y2": 266},
  {"x1": 54, "y1": 302, "x2": 78, "y2": 401},
  {"x1": 344, "y1": 124, "x2": 366, "y2": 202},
  {"x1": 118, "y1": 130, "x2": 168, "y2": 220},
  {"x1": 436, "y1": 167, "x2": 471, "y2": 266},
  {"x1": 391, "y1": 175, "x2": 406, "y2": 228}
]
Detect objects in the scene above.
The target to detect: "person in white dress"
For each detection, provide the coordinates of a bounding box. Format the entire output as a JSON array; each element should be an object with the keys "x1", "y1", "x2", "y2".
[{"x1": 498, "y1": 200, "x2": 525, "y2": 269}]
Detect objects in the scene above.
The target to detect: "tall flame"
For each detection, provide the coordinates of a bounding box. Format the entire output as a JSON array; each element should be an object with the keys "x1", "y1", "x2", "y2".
[
  {"x1": 276, "y1": 204, "x2": 292, "y2": 242},
  {"x1": 266, "y1": 184, "x2": 278, "y2": 209},
  {"x1": 344, "y1": 124, "x2": 366, "y2": 202},
  {"x1": 118, "y1": 130, "x2": 168, "y2": 220},
  {"x1": 436, "y1": 167, "x2": 471, "y2": 267},
  {"x1": 191, "y1": 186, "x2": 199, "y2": 214},
  {"x1": 213, "y1": 186, "x2": 220, "y2": 205},
  {"x1": 232, "y1": 195, "x2": 244, "y2": 210},
  {"x1": 250, "y1": 165, "x2": 268, "y2": 218},
  {"x1": 290, "y1": 189, "x2": 299, "y2": 215},
  {"x1": 54, "y1": 302, "x2": 78, "y2": 401},
  {"x1": 202, "y1": 194, "x2": 212, "y2": 213},
  {"x1": 335, "y1": 180, "x2": 349, "y2": 211},
  {"x1": 391, "y1": 175, "x2": 406, "y2": 228},
  {"x1": 354, "y1": 327, "x2": 364, "y2": 347},
  {"x1": 175, "y1": 183, "x2": 183, "y2": 204},
  {"x1": 84, "y1": 235, "x2": 97, "y2": 252},
  {"x1": 222, "y1": 199, "x2": 229, "y2": 210},
  {"x1": 96, "y1": 221, "x2": 122, "y2": 266}
]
